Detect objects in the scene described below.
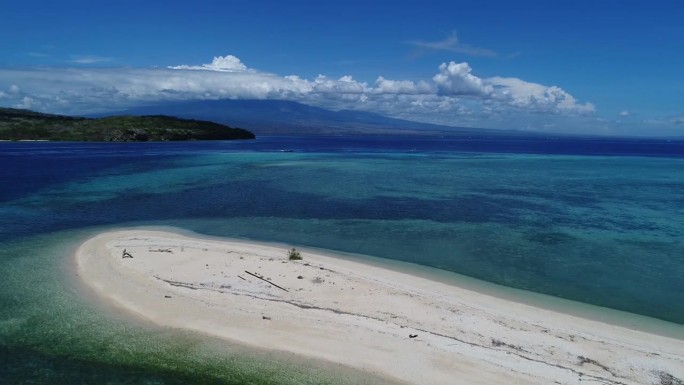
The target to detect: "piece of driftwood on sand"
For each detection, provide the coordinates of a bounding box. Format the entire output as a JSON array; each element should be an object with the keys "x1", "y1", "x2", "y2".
[{"x1": 244, "y1": 270, "x2": 289, "y2": 292}]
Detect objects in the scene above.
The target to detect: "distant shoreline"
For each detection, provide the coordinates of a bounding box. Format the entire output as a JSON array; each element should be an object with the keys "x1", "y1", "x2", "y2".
[
  {"x1": 75, "y1": 228, "x2": 684, "y2": 384},
  {"x1": 0, "y1": 107, "x2": 255, "y2": 141}
]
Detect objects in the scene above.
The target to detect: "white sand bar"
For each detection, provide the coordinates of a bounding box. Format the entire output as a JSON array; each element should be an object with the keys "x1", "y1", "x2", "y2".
[{"x1": 76, "y1": 229, "x2": 684, "y2": 385}]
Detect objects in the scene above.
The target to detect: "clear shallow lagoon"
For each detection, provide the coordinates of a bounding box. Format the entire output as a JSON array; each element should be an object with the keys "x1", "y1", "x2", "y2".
[{"x1": 1, "y1": 136, "x2": 683, "y2": 383}]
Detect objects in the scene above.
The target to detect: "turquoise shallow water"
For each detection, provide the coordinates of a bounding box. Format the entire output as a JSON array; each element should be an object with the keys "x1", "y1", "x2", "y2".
[{"x1": 1, "y1": 136, "x2": 683, "y2": 383}]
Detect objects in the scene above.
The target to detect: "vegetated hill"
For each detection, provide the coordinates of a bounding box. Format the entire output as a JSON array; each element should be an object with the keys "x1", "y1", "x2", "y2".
[
  {"x1": 0, "y1": 108, "x2": 255, "y2": 141},
  {"x1": 112, "y1": 99, "x2": 533, "y2": 137}
]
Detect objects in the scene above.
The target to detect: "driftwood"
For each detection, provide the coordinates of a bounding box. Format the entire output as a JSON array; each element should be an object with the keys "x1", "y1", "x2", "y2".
[
  {"x1": 409, "y1": 334, "x2": 418, "y2": 338},
  {"x1": 244, "y1": 270, "x2": 289, "y2": 292},
  {"x1": 150, "y1": 248, "x2": 173, "y2": 253},
  {"x1": 122, "y1": 249, "x2": 133, "y2": 259}
]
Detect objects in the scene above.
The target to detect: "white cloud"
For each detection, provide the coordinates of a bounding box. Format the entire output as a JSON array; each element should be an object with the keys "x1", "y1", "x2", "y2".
[
  {"x1": 69, "y1": 55, "x2": 114, "y2": 64},
  {"x1": 618, "y1": 110, "x2": 636, "y2": 118},
  {"x1": 671, "y1": 115, "x2": 684, "y2": 124},
  {"x1": 16, "y1": 96, "x2": 34, "y2": 109},
  {"x1": 0, "y1": 54, "x2": 606, "y2": 133},
  {"x1": 312, "y1": 75, "x2": 368, "y2": 95},
  {"x1": 169, "y1": 55, "x2": 249, "y2": 72},
  {"x1": 408, "y1": 31, "x2": 497, "y2": 57},
  {"x1": 373, "y1": 76, "x2": 432, "y2": 95},
  {"x1": 433, "y1": 62, "x2": 493, "y2": 96},
  {"x1": 487, "y1": 76, "x2": 595, "y2": 114},
  {"x1": 0, "y1": 66, "x2": 312, "y2": 114}
]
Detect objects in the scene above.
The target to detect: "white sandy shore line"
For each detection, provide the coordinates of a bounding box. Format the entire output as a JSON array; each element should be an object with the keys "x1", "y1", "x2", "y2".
[{"x1": 75, "y1": 229, "x2": 684, "y2": 385}]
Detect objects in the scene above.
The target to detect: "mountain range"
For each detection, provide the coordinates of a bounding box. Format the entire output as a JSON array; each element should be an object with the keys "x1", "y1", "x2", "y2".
[{"x1": 107, "y1": 99, "x2": 535, "y2": 137}]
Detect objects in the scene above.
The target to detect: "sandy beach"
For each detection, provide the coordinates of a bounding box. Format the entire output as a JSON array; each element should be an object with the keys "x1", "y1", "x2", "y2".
[{"x1": 75, "y1": 229, "x2": 684, "y2": 385}]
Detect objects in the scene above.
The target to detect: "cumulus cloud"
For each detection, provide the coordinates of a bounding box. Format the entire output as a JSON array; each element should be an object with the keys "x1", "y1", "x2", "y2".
[
  {"x1": 373, "y1": 76, "x2": 433, "y2": 95},
  {"x1": 619, "y1": 110, "x2": 633, "y2": 117},
  {"x1": 16, "y1": 96, "x2": 34, "y2": 109},
  {"x1": 433, "y1": 61, "x2": 493, "y2": 96},
  {"x1": 487, "y1": 76, "x2": 595, "y2": 114},
  {"x1": 408, "y1": 31, "x2": 497, "y2": 57},
  {"x1": 169, "y1": 55, "x2": 249, "y2": 72},
  {"x1": 312, "y1": 75, "x2": 368, "y2": 95},
  {"x1": 0, "y1": 54, "x2": 600, "y2": 132}
]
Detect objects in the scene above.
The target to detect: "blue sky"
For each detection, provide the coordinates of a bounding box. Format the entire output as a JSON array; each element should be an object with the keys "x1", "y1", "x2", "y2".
[{"x1": 1, "y1": 0, "x2": 683, "y2": 136}]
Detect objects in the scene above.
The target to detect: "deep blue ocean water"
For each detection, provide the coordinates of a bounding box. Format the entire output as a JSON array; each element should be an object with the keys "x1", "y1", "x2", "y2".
[{"x1": 1, "y1": 135, "x2": 683, "y2": 383}]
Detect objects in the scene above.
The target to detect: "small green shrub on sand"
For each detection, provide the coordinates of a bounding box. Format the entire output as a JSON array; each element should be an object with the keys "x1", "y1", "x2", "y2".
[{"x1": 288, "y1": 248, "x2": 302, "y2": 261}]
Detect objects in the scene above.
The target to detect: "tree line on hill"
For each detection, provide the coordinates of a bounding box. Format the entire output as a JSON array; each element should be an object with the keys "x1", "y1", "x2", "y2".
[{"x1": 0, "y1": 108, "x2": 255, "y2": 141}]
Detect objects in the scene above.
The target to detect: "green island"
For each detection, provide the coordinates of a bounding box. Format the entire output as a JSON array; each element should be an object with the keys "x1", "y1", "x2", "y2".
[{"x1": 0, "y1": 108, "x2": 255, "y2": 141}]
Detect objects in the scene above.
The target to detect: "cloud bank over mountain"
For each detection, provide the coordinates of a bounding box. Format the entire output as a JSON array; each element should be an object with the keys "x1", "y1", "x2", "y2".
[{"x1": 0, "y1": 54, "x2": 668, "y2": 135}]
